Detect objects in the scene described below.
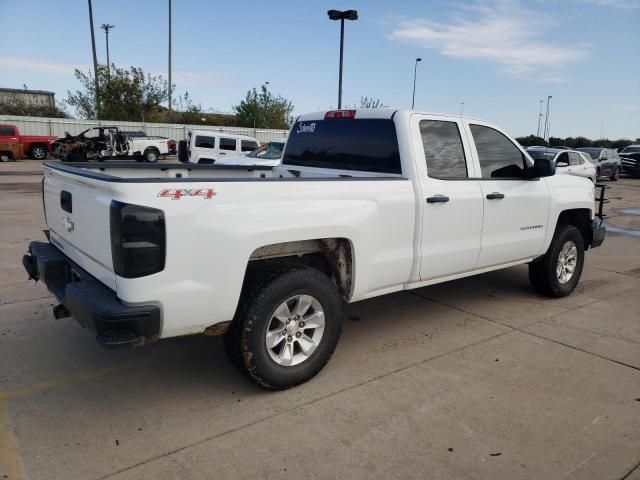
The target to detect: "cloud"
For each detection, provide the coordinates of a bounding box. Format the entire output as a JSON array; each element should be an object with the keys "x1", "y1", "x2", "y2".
[
  {"x1": 0, "y1": 57, "x2": 86, "y2": 75},
  {"x1": 388, "y1": 0, "x2": 591, "y2": 81},
  {"x1": 579, "y1": 0, "x2": 640, "y2": 7}
]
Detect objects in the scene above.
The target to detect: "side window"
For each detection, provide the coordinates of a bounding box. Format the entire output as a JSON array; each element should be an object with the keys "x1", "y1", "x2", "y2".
[
  {"x1": 219, "y1": 137, "x2": 236, "y2": 151},
  {"x1": 601, "y1": 150, "x2": 608, "y2": 159},
  {"x1": 470, "y1": 124, "x2": 527, "y2": 179},
  {"x1": 0, "y1": 126, "x2": 15, "y2": 136},
  {"x1": 419, "y1": 120, "x2": 468, "y2": 179},
  {"x1": 195, "y1": 135, "x2": 215, "y2": 149},
  {"x1": 241, "y1": 140, "x2": 258, "y2": 152},
  {"x1": 568, "y1": 152, "x2": 583, "y2": 166},
  {"x1": 556, "y1": 152, "x2": 570, "y2": 166}
]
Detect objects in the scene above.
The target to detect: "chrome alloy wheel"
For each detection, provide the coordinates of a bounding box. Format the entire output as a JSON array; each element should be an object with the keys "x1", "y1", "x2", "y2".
[
  {"x1": 557, "y1": 241, "x2": 578, "y2": 284},
  {"x1": 265, "y1": 294, "x2": 325, "y2": 367},
  {"x1": 31, "y1": 146, "x2": 47, "y2": 159}
]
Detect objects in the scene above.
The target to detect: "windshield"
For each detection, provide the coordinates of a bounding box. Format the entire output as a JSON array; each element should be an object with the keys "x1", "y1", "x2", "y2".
[
  {"x1": 622, "y1": 146, "x2": 640, "y2": 153},
  {"x1": 578, "y1": 148, "x2": 603, "y2": 159},
  {"x1": 248, "y1": 141, "x2": 285, "y2": 159}
]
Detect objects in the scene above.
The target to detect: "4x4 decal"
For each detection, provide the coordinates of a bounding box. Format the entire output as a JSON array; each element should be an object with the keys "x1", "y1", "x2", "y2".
[{"x1": 157, "y1": 188, "x2": 216, "y2": 200}]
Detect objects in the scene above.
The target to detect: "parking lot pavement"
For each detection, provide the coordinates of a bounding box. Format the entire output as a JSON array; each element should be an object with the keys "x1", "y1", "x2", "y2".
[{"x1": 1, "y1": 160, "x2": 639, "y2": 480}]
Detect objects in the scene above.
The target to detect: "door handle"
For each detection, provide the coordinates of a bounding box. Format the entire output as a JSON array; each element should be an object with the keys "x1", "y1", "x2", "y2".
[
  {"x1": 426, "y1": 195, "x2": 450, "y2": 203},
  {"x1": 486, "y1": 192, "x2": 505, "y2": 200}
]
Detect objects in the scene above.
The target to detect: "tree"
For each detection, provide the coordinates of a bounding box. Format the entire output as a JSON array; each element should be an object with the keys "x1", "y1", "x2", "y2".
[
  {"x1": 233, "y1": 85, "x2": 293, "y2": 129},
  {"x1": 515, "y1": 135, "x2": 547, "y2": 147},
  {"x1": 66, "y1": 64, "x2": 168, "y2": 121},
  {"x1": 358, "y1": 96, "x2": 387, "y2": 108}
]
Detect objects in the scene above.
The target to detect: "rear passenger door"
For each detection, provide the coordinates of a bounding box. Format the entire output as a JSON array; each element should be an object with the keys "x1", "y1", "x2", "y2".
[
  {"x1": 466, "y1": 122, "x2": 550, "y2": 268},
  {"x1": 412, "y1": 115, "x2": 484, "y2": 280}
]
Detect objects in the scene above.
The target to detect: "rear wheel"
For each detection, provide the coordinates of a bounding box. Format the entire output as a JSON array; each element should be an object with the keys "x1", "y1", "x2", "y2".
[
  {"x1": 144, "y1": 149, "x2": 159, "y2": 163},
  {"x1": 29, "y1": 145, "x2": 48, "y2": 160},
  {"x1": 0, "y1": 152, "x2": 14, "y2": 162},
  {"x1": 224, "y1": 265, "x2": 343, "y2": 390},
  {"x1": 610, "y1": 166, "x2": 620, "y2": 181},
  {"x1": 529, "y1": 224, "x2": 584, "y2": 298}
]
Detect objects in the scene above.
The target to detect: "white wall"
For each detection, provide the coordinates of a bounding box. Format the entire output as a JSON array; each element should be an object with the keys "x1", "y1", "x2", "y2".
[{"x1": 0, "y1": 115, "x2": 289, "y2": 143}]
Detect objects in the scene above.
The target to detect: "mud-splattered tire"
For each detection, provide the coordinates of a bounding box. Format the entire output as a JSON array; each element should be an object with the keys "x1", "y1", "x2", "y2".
[
  {"x1": 224, "y1": 264, "x2": 343, "y2": 390},
  {"x1": 529, "y1": 224, "x2": 584, "y2": 298}
]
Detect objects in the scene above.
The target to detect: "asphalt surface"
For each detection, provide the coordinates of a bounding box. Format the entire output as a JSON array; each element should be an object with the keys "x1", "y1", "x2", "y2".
[{"x1": 0, "y1": 159, "x2": 639, "y2": 480}]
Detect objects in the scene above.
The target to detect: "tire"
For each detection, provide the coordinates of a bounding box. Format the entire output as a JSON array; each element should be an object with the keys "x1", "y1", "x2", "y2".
[
  {"x1": 529, "y1": 224, "x2": 584, "y2": 298},
  {"x1": 610, "y1": 166, "x2": 620, "y2": 181},
  {"x1": 0, "y1": 152, "x2": 14, "y2": 162},
  {"x1": 29, "y1": 144, "x2": 48, "y2": 160},
  {"x1": 595, "y1": 168, "x2": 601, "y2": 180},
  {"x1": 177, "y1": 140, "x2": 188, "y2": 162},
  {"x1": 224, "y1": 265, "x2": 343, "y2": 390},
  {"x1": 144, "y1": 149, "x2": 159, "y2": 163}
]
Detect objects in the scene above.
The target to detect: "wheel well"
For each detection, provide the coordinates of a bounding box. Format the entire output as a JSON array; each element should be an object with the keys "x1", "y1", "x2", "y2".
[
  {"x1": 557, "y1": 209, "x2": 592, "y2": 247},
  {"x1": 144, "y1": 147, "x2": 159, "y2": 154},
  {"x1": 248, "y1": 238, "x2": 353, "y2": 300},
  {"x1": 29, "y1": 143, "x2": 46, "y2": 152}
]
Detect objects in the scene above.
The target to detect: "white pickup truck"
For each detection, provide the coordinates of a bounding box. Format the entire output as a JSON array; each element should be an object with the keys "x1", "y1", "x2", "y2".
[{"x1": 23, "y1": 109, "x2": 606, "y2": 389}]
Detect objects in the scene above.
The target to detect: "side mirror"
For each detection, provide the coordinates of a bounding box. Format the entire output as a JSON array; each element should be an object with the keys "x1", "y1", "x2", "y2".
[
  {"x1": 556, "y1": 161, "x2": 569, "y2": 167},
  {"x1": 528, "y1": 157, "x2": 556, "y2": 178}
]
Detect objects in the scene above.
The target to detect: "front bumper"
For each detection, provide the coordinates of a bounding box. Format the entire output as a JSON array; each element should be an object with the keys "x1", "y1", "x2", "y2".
[
  {"x1": 621, "y1": 160, "x2": 640, "y2": 177},
  {"x1": 591, "y1": 218, "x2": 606, "y2": 248},
  {"x1": 22, "y1": 241, "x2": 160, "y2": 348}
]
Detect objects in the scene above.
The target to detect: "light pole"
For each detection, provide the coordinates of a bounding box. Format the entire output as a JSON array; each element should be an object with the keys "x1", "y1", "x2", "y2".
[
  {"x1": 168, "y1": 0, "x2": 172, "y2": 116},
  {"x1": 536, "y1": 99, "x2": 544, "y2": 137},
  {"x1": 411, "y1": 57, "x2": 422, "y2": 109},
  {"x1": 543, "y1": 95, "x2": 552, "y2": 142},
  {"x1": 327, "y1": 9, "x2": 358, "y2": 109},
  {"x1": 87, "y1": 0, "x2": 99, "y2": 119},
  {"x1": 100, "y1": 24, "x2": 115, "y2": 76}
]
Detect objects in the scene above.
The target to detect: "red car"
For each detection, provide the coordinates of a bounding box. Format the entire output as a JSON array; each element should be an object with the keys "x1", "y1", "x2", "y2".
[{"x1": 0, "y1": 124, "x2": 57, "y2": 160}]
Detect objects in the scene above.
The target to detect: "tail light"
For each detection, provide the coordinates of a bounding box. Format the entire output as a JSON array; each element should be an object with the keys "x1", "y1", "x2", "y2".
[
  {"x1": 110, "y1": 201, "x2": 165, "y2": 278},
  {"x1": 324, "y1": 110, "x2": 356, "y2": 119}
]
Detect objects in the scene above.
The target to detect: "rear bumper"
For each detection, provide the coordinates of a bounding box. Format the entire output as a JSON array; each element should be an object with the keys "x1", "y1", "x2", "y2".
[
  {"x1": 22, "y1": 241, "x2": 160, "y2": 348},
  {"x1": 591, "y1": 218, "x2": 606, "y2": 248}
]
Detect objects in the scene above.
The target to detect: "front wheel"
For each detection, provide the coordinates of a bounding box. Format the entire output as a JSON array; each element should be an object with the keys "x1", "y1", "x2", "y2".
[
  {"x1": 610, "y1": 166, "x2": 620, "y2": 181},
  {"x1": 224, "y1": 265, "x2": 343, "y2": 390},
  {"x1": 529, "y1": 224, "x2": 585, "y2": 298}
]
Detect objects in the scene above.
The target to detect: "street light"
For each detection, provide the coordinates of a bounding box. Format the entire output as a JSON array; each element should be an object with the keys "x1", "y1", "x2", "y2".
[
  {"x1": 87, "y1": 0, "x2": 99, "y2": 119},
  {"x1": 327, "y1": 9, "x2": 358, "y2": 109},
  {"x1": 168, "y1": 0, "x2": 172, "y2": 115},
  {"x1": 411, "y1": 57, "x2": 422, "y2": 109},
  {"x1": 100, "y1": 24, "x2": 115, "y2": 76},
  {"x1": 543, "y1": 95, "x2": 552, "y2": 142},
  {"x1": 536, "y1": 99, "x2": 544, "y2": 137}
]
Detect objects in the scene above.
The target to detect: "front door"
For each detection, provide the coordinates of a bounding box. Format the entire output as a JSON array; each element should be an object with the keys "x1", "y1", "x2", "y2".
[
  {"x1": 466, "y1": 123, "x2": 550, "y2": 268},
  {"x1": 412, "y1": 116, "x2": 484, "y2": 280}
]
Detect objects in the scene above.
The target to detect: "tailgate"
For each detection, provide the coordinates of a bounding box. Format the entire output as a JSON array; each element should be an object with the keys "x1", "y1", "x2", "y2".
[{"x1": 43, "y1": 167, "x2": 116, "y2": 290}]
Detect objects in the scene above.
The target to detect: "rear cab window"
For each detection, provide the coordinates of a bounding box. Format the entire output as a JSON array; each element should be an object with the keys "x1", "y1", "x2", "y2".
[{"x1": 282, "y1": 118, "x2": 401, "y2": 174}]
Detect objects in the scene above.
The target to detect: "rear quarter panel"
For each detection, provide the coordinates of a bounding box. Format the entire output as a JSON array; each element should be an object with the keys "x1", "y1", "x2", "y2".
[{"x1": 112, "y1": 178, "x2": 416, "y2": 338}]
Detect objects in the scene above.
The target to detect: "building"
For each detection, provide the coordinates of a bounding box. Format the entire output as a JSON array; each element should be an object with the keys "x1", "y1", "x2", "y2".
[{"x1": 0, "y1": 88, "x2": 56, "y2": 107}]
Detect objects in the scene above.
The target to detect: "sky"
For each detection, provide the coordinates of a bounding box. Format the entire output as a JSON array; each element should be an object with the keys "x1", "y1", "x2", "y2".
[{"x1": 1, "y1": 0, "x2": 639, "y2": 139}]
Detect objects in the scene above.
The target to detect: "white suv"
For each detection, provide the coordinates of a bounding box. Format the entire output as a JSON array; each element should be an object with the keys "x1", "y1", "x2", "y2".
[{"x1": 185, "y1": 130, "x2": 260, "y2": 164}]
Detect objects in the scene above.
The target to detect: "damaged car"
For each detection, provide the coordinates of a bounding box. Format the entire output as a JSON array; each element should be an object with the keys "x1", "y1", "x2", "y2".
[{"x1": 51, "y1": 127, "x2": 170, "y2": 163}]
